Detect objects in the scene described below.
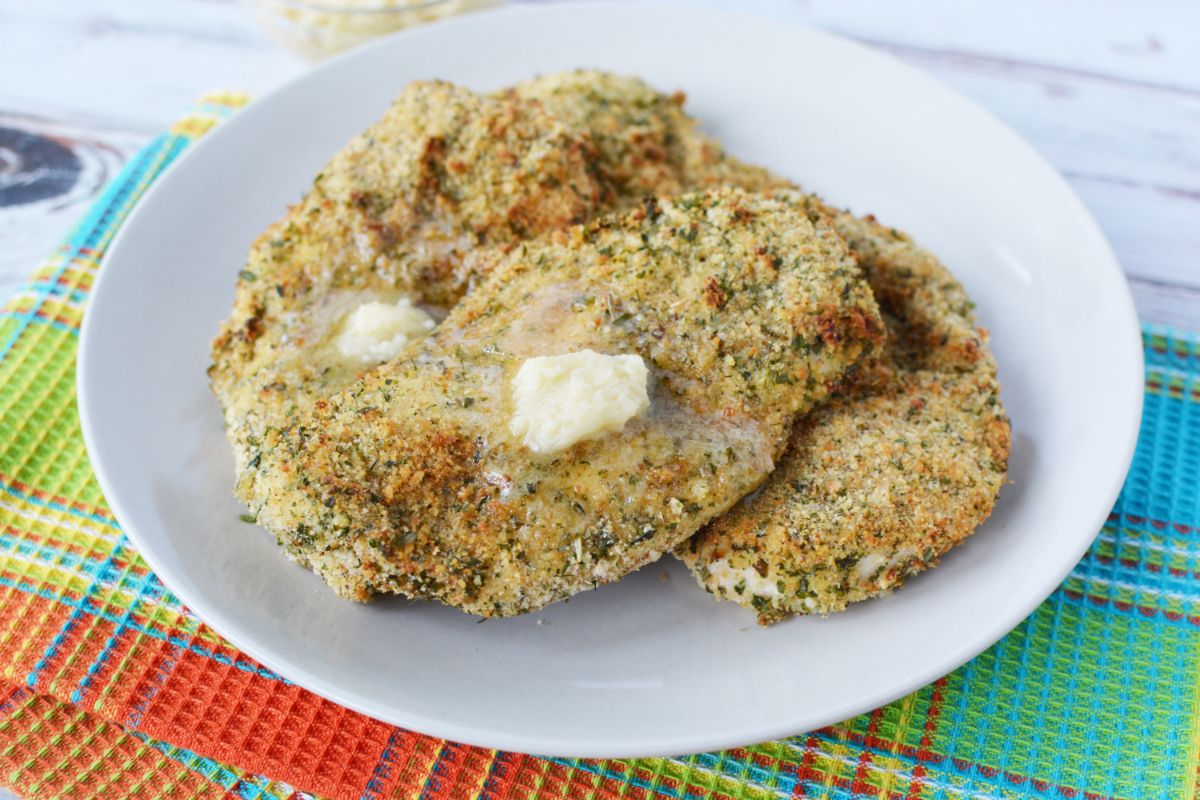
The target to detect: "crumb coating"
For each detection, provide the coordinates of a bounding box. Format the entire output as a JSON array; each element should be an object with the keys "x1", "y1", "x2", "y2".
[
  {"x1": 247, "y1": 190, "x2": 883, "y2": 615},
  {"x1": 678, "y1": 206, "x2": 1011, "y2": 624}
]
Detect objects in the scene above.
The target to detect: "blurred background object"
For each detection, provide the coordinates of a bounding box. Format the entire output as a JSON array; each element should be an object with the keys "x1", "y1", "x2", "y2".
[{"x1": 251, "y1": 0, "x2": 493, "y2": 59}]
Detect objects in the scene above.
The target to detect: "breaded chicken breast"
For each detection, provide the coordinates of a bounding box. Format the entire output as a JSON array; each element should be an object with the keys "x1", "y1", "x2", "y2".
[
  {"x1": 509, "y1": 70, "x2": 788, "y2": 205},
  {"x1": 210, "y1": 80, "x2": 606, "y2": 472},
  {"x1": 678, "y1": 207, "x2": 1011, "y2": 624},
  {"x1": 246, "y1": 189, "x2": 884, "y2": 615},
  {"x1": 211, "y1": 73, "x2": 785, "y2": 482}
]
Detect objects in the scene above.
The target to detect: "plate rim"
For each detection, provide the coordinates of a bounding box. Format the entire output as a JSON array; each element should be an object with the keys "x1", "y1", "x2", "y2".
[{"x1": 77, "y1": 0, "x2": 1145, "y2": 758}]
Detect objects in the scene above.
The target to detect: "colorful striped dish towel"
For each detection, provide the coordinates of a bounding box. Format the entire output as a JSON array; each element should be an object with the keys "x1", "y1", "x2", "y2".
[{"x1": 0, "y1": 95, "x2": 1197, "y2": 800}]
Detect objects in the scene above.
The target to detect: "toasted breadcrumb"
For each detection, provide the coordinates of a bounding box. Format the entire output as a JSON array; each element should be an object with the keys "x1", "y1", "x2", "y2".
[
  {"x1": 677, "y1": 206, "x2": 1011, "y2": 624},
  {"x1": 247, "y1": 190, "x2": 883, "y2": 615},
  {"x1": 210, "y1": 80, "x2": 607, "y2": 475}
]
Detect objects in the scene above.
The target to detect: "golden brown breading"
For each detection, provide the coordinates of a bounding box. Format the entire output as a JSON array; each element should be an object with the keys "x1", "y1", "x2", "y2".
[
  {"x1": 210, "y1": 73, "x2": 787, "y2": 480},
  {"x1": 677, "y1": 207, "x2": 1011, "y2": 624},
  {"x1": 209, "y1": 80, "x2": 606, "y2": 472},
  {"x1": 246, "y1": 189, "x2": 884, "y2": 615},
  {"x1": 510, "y1": 69, "x2": 788, "y2": 206}
]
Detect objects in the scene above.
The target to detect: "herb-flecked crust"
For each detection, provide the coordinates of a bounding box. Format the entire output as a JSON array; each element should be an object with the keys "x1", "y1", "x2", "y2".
[
  {"x1": 247, "y1": 189, "x2": 883, "y2": 615},
  {"x1": 510, "y1": 70, "x2": 789, "y2": 205},
  {"x1": 677, "y1": 206, "x2": 1011, "y2": 624},
  {"x1": 209, "y1": 73, "x2": 791, "y2": 481},
  {"x1": 209, "y1": 80, "x2": 607, "y2": 474}
]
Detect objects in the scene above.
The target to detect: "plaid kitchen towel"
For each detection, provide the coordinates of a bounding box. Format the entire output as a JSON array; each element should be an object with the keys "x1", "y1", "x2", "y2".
[{"x1": 0, "y1": 95, "x2": 1197, "y2": 800}]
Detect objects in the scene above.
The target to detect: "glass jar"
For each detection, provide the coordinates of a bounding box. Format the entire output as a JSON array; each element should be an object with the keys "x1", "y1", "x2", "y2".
[{"x1": 251, "y1": 0, "x2": 493, "y2": 60}]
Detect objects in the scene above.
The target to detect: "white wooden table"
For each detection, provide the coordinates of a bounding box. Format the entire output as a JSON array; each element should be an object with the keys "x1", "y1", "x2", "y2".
[
  {"x1": 0, "y1": 1, "x2": 1195, "y2": 795},
  {"x1": 1, "y1": 0, "x2": 1198, "y2": 328}
]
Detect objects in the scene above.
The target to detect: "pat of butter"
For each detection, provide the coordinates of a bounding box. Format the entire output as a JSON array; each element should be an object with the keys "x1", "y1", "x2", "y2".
[
  {"x1": 510, "y1": 350, "x2": 650, "y2": 453},
  {"x1": 336, "y1": 298, "x2": 436, "y2": 364}
]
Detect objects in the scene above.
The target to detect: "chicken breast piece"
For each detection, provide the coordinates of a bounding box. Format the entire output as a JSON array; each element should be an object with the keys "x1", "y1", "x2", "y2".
[
  {"x1": 246, "y1": 189, "x2": 884, "y2": 615},
  {"x1": 677, "y1": 206, "x2": 1011, "y2": 624},
  {"x1": 209, "y1": 80, "x2": 606, "y2": 473},
  {"x1": 212, "y1": 72, "x2": 800, "y2": 502},
  {"x1": 210, "y1": 73, "x2": 788, "y2": 480},
  {"x1": 509, "y1": 69, "x2": 789, "y2": 206}
]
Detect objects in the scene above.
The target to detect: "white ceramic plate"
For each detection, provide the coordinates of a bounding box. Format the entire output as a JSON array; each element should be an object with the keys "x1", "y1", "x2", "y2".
[{"x1": 78, "y1": 0, "x2": 1142, "y2": 758}]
